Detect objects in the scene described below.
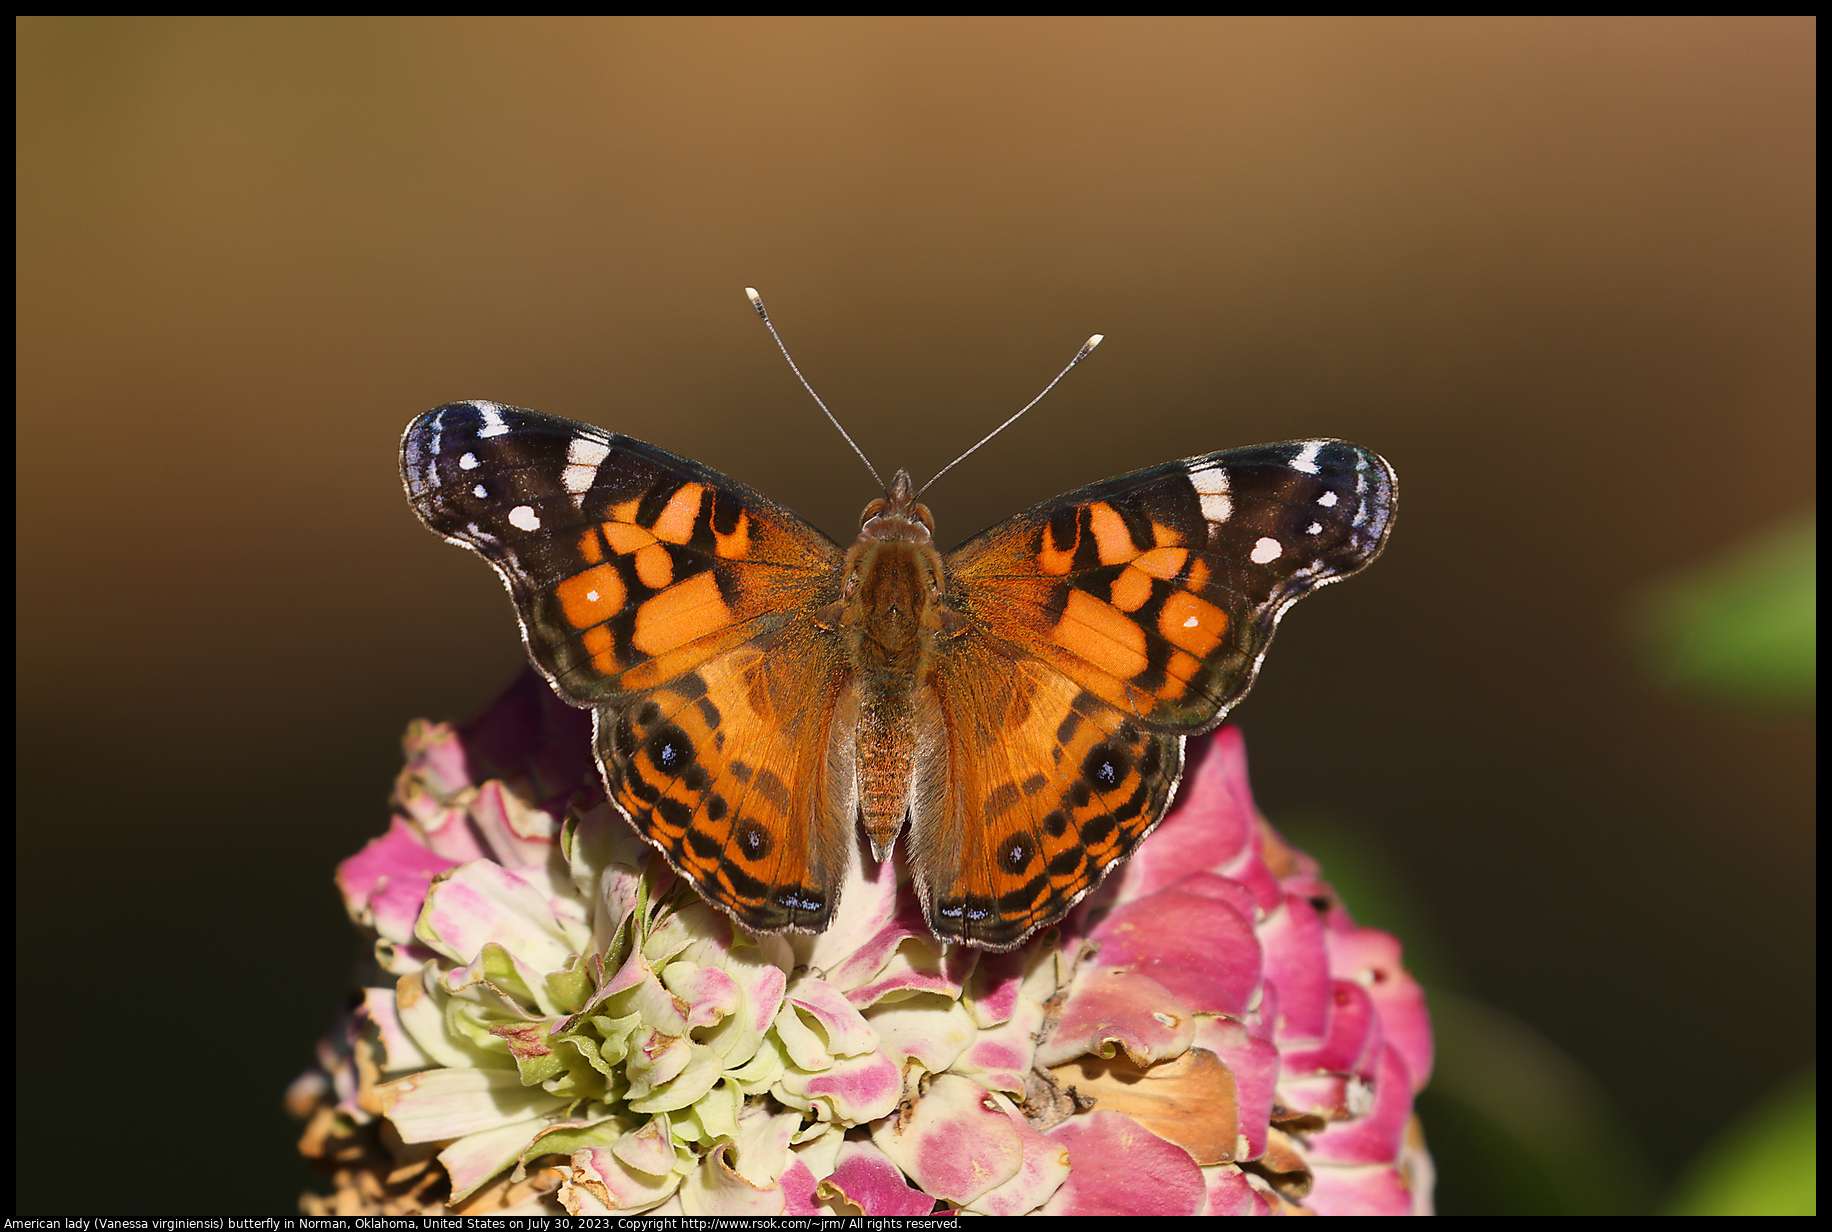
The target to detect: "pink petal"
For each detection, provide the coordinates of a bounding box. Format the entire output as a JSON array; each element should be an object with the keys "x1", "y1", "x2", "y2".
[
  {"x1": 788, "y1": 1049, "x2": 901, "y2": 1123},
  {"x1": 818, "y1": 1140, "x2": 937, "y2": 1216},
  {"x1": 1202, "y1": 1164, "x2": 1276, "y2": 1215},
  {"x1": 1258, "y1": 892, "x2": 1332, "y2": 1045},
  {"x1": 1306, "y1": 1161, "x2": 1419, "y2": 1216},
  {"x1": 1327, "y1": 925, "x2": 1434, "y2": 1091},
  {"x1": 871, "y1": 1073, "x2": 1025, "y2": 1205},
  {"x1": 1303, "y1": 1043, "x2": 1415, "y2": 1166},
  {"x1": 336, "y1": 818, "x2": 458, "y2": 922},
  {"x1": 1281, "y1": 978, "x2": 1381, "y2": 1082},
  {"x1": 1039, "y1": 1111, "x2": 1206, "y2": 1216},
  {"x1": 1086, "y1": 888, "x2": 1263, "y2": 1017}
]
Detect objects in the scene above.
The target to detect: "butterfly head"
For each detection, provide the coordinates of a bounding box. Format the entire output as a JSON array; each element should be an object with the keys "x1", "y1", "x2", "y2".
[{"x1": 857, "y1": 468, "x2": 936, "y2": 545}]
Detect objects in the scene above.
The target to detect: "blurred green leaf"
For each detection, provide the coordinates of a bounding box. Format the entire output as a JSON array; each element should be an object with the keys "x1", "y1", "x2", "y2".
[
  {"x1": 1664, "y1": 1066, "x2": 1816, "y2": 1215},
  {"x1": 1634, "y1": 509, "x2": 1815, "y2": 706},
  {"x1": 1416, "y1": 991, "x2": 1658, "y2": 1214}
]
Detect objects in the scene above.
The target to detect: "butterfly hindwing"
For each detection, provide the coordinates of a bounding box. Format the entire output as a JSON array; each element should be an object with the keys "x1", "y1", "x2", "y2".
[
  {"x1": 946, "y1": 440, "x2": 1397, "y2": 732},
  {"x1": 912, "y1": 645, "x2": 1182, "y2": 950},
  {"x1": 402, "y1": 401, "x2": 857, "y2": 932}
]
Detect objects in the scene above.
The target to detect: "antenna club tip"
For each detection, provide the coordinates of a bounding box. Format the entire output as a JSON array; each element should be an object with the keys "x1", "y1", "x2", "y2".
[
  {"x1": 1084, "y1": 334, "x2": 1104, "y2": 352},
  {"x1": 744, "y1": 288, "x2": 768, "y2": 317}
]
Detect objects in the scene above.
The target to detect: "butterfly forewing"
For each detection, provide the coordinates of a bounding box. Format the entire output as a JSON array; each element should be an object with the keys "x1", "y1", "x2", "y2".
[
  {"x1": 946, "y1": 440, "x2": 1397, "y2": 733},
  {"x1": 402, "y1": 402, "x2": 843, "y2": 704}
]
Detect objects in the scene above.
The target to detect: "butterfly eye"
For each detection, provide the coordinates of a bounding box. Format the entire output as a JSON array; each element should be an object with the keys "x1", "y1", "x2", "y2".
[{"x1": 859, "y1": 498, "x2": 889, "y2": 527}]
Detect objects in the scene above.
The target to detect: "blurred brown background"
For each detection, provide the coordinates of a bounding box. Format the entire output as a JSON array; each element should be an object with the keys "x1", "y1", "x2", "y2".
[{"x1": 17, "y1": 17, "x2": 1813, "y2": 1212}]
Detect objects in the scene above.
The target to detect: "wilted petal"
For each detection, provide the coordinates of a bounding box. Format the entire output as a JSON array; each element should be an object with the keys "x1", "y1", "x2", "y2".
[
  {"x1": 1036, "y1": 966, "x2": 1195, "y2": 1068},
  {"x1": 1282, "y1": 978, "x2": 1380, "y2": 1082},
  {"x1": 781, "y1": 977, "x2": 878, "y2": 1060},
  {"x1": 561, "y1": 1143, "x2": 678, "y2": 1214},
  {"x1": 1039, "y1": 1110, "x2": 1205, "y2": 1216},
  {"x1": 1047, "y1": 1047, "x2": 1239, "y2": 1165},
  {"x1": 361, "y1": 984, "x2": 433, "y2": 1076},
  {"x1": 337, "y1": 819, "x2": 458, "y2": 928},
  {"x1": 871, "y1": 1073, "x2": 1025, "y2": 1205},
  {"x1": 950, "y1": 991, "x2": 1046, "y2": 1096},
  {"x1": 1193, "y1": 1015, "x2": 1279, "y2": 1162},
  {"x1": 466, "y1": 780, "x2": 561, "y2": 868}
]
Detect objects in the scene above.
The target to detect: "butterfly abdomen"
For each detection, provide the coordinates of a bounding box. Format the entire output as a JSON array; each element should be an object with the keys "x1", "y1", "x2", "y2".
[{"x1": 834, "y1": 534, "x2": 952, "y2": 860}]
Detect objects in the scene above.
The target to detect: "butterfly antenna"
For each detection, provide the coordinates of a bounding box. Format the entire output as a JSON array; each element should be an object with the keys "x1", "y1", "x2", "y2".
[
  {"x1": 746, "y1": 288, "x2": 885, "y2": 491},
  {"x1": 919, "y1": 333, "x2": 1104, "y2": 496}
]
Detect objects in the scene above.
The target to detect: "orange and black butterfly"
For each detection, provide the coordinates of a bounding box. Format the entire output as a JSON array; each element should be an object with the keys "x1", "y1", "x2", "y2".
[{"x1": 402, "y1": 351, "x2": 1394, "y2": 951}]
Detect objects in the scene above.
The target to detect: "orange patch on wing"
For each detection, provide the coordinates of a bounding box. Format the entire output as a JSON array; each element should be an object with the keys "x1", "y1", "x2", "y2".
[
  {"x1": 602, "y1": 521, "x2": 655, "y2": 555},
  {"x1": 651, "y1": 483, "x2": 704, "y2": 544},
  {"x1": 633, "y1": 542, "x2": 674, "y2": 590},
  {"x1": 1088, "y1": 503, "x2": 1138, "y2": 565},
  {"x1": 1158, "y1": 649, "x2": 1201, "y2": 699},
  {"x1": 1054, "y1": 590, "x2": 1149, "y2": 679},
  {"x1": 581, "y1": 624, "x2": 619, "y2": 674},
  {"x1": 555, "y1": 563, "x2": 627, "y2": 632},
  {"x1": 1038, "y1": 525, "x2": 1076, "y2": 575},
  {"x1": 1131, "y1": 546, "x2": 1189, "y2": 581},
  {"x1": 1159, "y1": 591, "x2": 1227, "y2": 656},
  {"x1": 577, "y1": 528, "x2": 605, "y2": 565},
  {"x1": 1109, "y1": 566, "x2": 1154, "y2": 613},
  {"x1": 632, "y1": 571, "x2": 730, "y2": 655},
  {"x1": 713, "y1": 510, "x2": 751, "y2": 559},
  {"x1": 607, "y1": 497, "x2": 643, "y2": 525},
  {"x1": 1152, "y1": 521, "x2": 1185, "y2": 548},
  {"x1": 1185, "y1": 558, "x2": 1211, "y2": 592}
]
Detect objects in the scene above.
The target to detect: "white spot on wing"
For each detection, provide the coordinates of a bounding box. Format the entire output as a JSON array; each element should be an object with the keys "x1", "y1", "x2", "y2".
[
  {"x1": 564, "y1": 436, "x2": 613, "y2": 507},
  {"x1": 1306, "y1": 521, "x2": 1322, "y2": 535},
  {"x1": 1189, "y1": 464, "x2": 1232, "y2": 523},
  {"x1": 477, "y1": 403, "x2": 511, "y2": 438},
  {"x1": 473, "y1": 483, "x2": 488, "y2": 499},
  {"x1": 585, "y1": 589, "x2": 600, "y2": 603},
  {"x1": 459, "y1": 452, "x2": 479, "y2": 470},
  {"x1": 1316, "y1": 490, "x2": 1339, "y2": 508},
  {"x1": 1251, "y1": 536, "x2": 1282, "y2": 564},
  {"x1": 1290, "y1": 442, "x2": 1323, "y2": 474},
  {"x1": 509, "y1": 505, "x2": 541, "y2": 531},
  {"x1": 1183, "y1": 615, "x2": 1200, "y2": 628}
]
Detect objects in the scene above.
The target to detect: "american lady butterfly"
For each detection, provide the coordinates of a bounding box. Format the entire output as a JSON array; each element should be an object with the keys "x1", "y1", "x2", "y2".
[{"x1": 401, "y1": 340, "x2": 1395, "y2": 951}]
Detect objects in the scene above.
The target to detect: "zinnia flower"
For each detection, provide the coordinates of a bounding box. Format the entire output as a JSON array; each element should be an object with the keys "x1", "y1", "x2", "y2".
[{"x1": 291, "y1": 668, "x2": 1434, "y2": 1215}]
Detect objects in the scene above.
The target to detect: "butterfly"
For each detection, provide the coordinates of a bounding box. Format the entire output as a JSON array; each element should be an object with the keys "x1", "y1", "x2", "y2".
[{"x1": 401, "y1": 395, "x2": 1395, "y2": 951}]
